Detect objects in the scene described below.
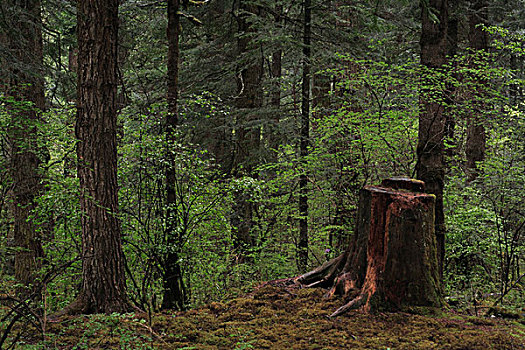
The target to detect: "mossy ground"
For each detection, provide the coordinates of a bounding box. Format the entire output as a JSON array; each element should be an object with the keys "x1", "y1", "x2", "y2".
[{"x1": 9, "y1": 285, "x2": 525, "y2": 349}]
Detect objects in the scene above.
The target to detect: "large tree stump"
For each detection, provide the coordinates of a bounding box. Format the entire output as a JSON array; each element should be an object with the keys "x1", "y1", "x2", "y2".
[{"x1": 298, "y1": 178, "x2": 442, "y2": 316}]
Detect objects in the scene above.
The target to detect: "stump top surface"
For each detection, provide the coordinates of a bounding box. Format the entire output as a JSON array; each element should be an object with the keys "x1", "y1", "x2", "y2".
[
  {"x1": 365, "y1": 186, "x2": 433, "y2": 197},
  {"x1": 364, "y1": 182, "x2": 434, "y2": 200},
  {"x1": 380, "y1": 177, "x2": 425, "y2": 192}
]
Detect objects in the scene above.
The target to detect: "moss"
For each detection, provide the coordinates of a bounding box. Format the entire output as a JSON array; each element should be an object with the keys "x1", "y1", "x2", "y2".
[
  {"x1": 201, "y1": 333, "x2": 228, "y2": 346},
  {"x1": 488, "y1": 306, "x2": 523, "y2": 320},
  {"x1": 296, "y1": 287, "x2": 324, "y2": 298},
  {"x1": 7, "y1": 285, "x2": 524, "y2": 350},
  {"x1": 468, "y1": 316, "x2": 497, "y2": 326},
  {"x1": 402, "y1": 305, "x2": 444, "y2": 316},
  {"x1": 207, "y1": 301, "x2": 227, "y2": 314},
  {"x1": 217, "y1": 310, "x2": 254, "y2": 323},
  {"x1": 256, "y1": 305, "x2": 276, "y2": 317},
  {"x1": 251, "y1": 338, "x2": 273, "y2": 348}
]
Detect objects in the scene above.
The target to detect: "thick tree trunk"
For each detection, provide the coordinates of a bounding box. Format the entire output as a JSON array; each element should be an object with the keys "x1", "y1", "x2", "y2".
[
  {"x1": 67, "y1": 0, "x2": 132, "y2": 314},
  {"x1": 416, "y1": 0, "x2": 448, "y2": 277},
  {"x1": 1, "y1": 0, "x2": 46, "y2": 290},
  {"x1": 162, "y1": 0, "x2": 188, "y2": 311},
  {"x1": 298, "y1": 178, "x2": 442, "y2": 316},
  {"x1": 465, "y1": 0, "x2": 488, "y2": 182},
  {"x1": 298, "y1": 0, "x2": 312, "y2": 272}
]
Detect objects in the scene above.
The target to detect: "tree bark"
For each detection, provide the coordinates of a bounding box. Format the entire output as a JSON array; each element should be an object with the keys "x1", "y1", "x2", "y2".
[
  {"x1": 298, "y1": 178, "x2": 443, "y2": 316},
  {"x1": 267, "y1": 4, "x2": 282, "y2": 165},
  {"x1": 444, "y1": 9, "x2": 458, "y2": 160},
  {"x1": 465, "y1": 0, "x2": 488, "y2": 182},
  {"x1": 231, "y1": 1, "x2": 263, "y2": 262},
  {"x1": 298, "y1": 0, "x2": 312, "y2": 272},
  {"x1": 1, "y1": 0, "x2": 46, "y2": 291},
  {"x1": 67, "y1": 0, "x2": 132, "y2": 314},
  {"x1": 312, "y1": 73, "x2": 330, "y2": 114},
  {"x1": 416, "y1": 0, "x2": 448, "y2": 277},
  {"x1": 162, "y1": 0, "x2": 188, "y2": 311}
]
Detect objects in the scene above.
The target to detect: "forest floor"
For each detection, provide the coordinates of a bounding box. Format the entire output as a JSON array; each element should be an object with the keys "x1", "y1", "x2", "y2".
[{"x1": 8, "y1": 284, "x2": 525, "y2": 349}]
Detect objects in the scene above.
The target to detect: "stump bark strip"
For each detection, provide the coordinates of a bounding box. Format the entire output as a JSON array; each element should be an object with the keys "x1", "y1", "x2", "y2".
[{"x1": 298, "y1": 178, "x2": 442, "y2": 316}]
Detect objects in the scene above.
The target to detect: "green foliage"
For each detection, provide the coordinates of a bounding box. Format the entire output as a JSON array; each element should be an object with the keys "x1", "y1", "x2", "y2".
[
  {"x1": 1, "y1": 3, "x2": 525, "y2": 349},
  {"x1": 260, "y1": 55, "x2": 421, "y2": 266},
  {"x1": 442, "y1": 41, "x2": 525, "y2": 307}
]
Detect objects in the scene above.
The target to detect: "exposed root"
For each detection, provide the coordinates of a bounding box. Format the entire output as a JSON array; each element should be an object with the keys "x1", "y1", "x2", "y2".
[
  {"x1": 296, "y1": 253, "x2": 346, "y2": 288},
  {"x1": 330, "y1": 293, "x2": 369, "y2": 318},
  {"x1": 294, "y1": 179, "x2": 442, "y2": 318},
  {"x1": 52, "y1": 295, "x2": 91, "y2": 318},
  {"x1": 255, "y1": 277, "x2": 298, "y2": 289},
  {"x1": 53, "y1": 293, "x2": 139, "y2": 317}
]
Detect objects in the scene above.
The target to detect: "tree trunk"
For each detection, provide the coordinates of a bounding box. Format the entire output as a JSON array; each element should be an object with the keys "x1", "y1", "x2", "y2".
[
  {"x1": 465, "y1": 0, "x2": 488, "y2": 182},
  {"x1": 267, "y1": 4, "x2": 282, "y2": 165},
  {"x1": 66, "y1": 0, "x2": 132, "y2": 314},
  {"x1": 162, "y1": 0, "x2": 188, "y2": 311},
  {"x1": 444, "y1": 10, "x2": 458, "y2": 160},
  {"x1": 416, "y1": 0, "x2": 448, "y2": 277},
  {"x1": 231, "y1": 1, "x2": 263, "y2": 262},
  {"x1": 312, "y1": 73, "x2": 331, "y2": 114},
  {"x1": 1, "y1": 0, "x2": 46, "y2": 291},
  {"x1": 298, "y1": 0, "x2": 312, "y2": 272},
  {"x1": 298, "y1": 178, "x2": 443, "y2": 316}
]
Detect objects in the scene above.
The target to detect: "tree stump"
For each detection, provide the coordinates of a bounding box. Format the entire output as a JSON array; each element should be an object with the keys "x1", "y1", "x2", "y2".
[{"x1": 298, "y1": 177, "x2": 442, "y2": 316}]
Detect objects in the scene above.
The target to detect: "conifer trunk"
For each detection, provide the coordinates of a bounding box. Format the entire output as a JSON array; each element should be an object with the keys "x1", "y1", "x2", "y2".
[
  {"x1": 67, "y1": 0, "x2": 132, "y2": 314},
  {"x1": 444, "y1": 11, "x2": 458, "y2": 159},
  {"x1": 268, "y1": 4, "x2": 282, "y2": 164},
  {"x1": 465, "y1": 0, "x2": 488, "y2": 182},
  {"x1": 162, "y1": 0, "x2": 188, "y2": 311},
  {"x1": 416, "y1": 0, "x2": 448, "y2": 276},
  {"x1": 232, "y1": 1, "x2": 263, "y2": 262},
  {"x1": 2, "y1": 0, "x2": 46, "y2": 290},
  {"x1": 298, "y1": 0, "x2": 312, "y2": 272}
]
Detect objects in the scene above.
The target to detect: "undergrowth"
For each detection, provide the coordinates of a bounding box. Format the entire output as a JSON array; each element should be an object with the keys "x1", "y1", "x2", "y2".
[{"x1": 3, "y1": 285, "x2": 524, "y2": 349}]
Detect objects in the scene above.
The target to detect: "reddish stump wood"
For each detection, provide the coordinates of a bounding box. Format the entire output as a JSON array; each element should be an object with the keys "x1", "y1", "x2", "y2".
[{"x1": 298, "y1": 178, "x2": 443, "y2": 316}]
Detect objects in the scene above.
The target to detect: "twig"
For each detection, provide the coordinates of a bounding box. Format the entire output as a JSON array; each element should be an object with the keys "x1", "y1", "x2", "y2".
[
  {"x1": 490, "y1": 272, "x2": 525, "y2": 308},
  {"x1": 122, "y1": 318, "x2": 169, "y2": 345}
]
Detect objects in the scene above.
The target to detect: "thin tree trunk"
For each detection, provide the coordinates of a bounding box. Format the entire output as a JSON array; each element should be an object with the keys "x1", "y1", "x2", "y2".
[
  {"x1": 298, "y1": 0, "x2": 312, "y2": 272},
  {"x1": 465, "y1": 0, "x2": 488, "y2": 182},
  {"x1": 444, "y1": 10, "x2": 458, "y2": 160},
  {"x1": 65, "y1": 0, "x2": 132, "y2": 314},
  {"x1": 312, "y1": 73, "x2": 330, "y2": 114},
  {"x1": 509, "y1": 55, "x2": 520, "y2": 106},
  {"x1": 231, "y1": 1, "x2": 263, "y2": 262},
  {"x1": 268, "y1": 5, "x2": 282, "y2": 164},
  {"x1": 417, "y1": 0, "x2": 448, "y2": 277},
  {"x1": 162, "y1": 0, "x2": 188, "y2": 311}
]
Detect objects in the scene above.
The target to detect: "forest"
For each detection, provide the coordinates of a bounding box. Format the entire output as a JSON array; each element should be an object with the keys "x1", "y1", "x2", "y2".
[{"x1": 0, "y1": 0, "x2": 524, "y2": 348}]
